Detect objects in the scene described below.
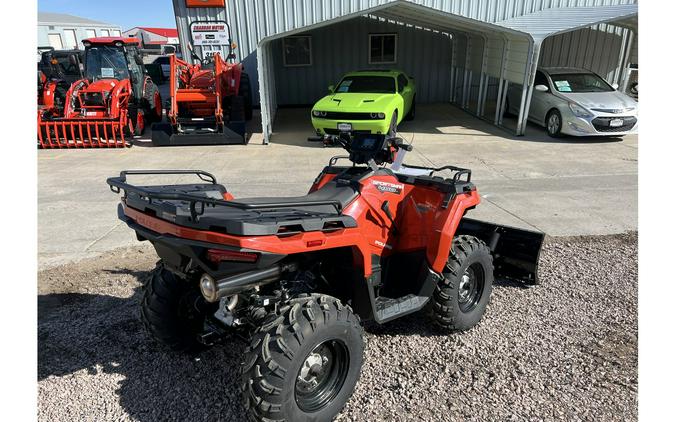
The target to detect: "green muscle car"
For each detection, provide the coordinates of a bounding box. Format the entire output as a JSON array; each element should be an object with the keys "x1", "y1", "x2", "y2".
[{"x1": 311, "y1": 69, "x2": 416, "y2": 136}]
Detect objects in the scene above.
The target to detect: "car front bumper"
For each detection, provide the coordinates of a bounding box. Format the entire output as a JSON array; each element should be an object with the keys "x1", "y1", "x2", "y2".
[
  {"x1": 560, "y1": 110, "x2": 638, "y2": 137},
  {"x1": 311, "y1": 117, "x2": 389, "y2": 136}
]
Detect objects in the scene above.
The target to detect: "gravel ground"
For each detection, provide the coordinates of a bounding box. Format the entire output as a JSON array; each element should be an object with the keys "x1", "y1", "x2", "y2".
[{"x1": 38, "y1": 233, "x2": 637, "y2": 421}]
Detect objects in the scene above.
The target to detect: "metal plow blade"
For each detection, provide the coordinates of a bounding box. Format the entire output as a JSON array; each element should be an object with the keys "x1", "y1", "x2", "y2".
[
  {"x1": 457, "y1": 218, "x2": 545, "y2": 285},
  {"x1": 38, "y1": 119, "x2": 129, "y2": 148}
]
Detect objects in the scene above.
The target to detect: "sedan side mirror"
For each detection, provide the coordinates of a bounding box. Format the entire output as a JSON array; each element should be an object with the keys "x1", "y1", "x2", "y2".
[
  {"x1": 328, "y1": 84, "x2": 335, "y2": 93},
  {"x1": 611, "y1": 83, "x2": 619, "y2": 90},
  {"x1": 534, "y1": 84, "x2": 549, "y2": 92}
]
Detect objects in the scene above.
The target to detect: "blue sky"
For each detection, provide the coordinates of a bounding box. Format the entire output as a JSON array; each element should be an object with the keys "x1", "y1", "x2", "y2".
[{"x1": 38, "y1": 0, "x2": 176, "y2": 31}]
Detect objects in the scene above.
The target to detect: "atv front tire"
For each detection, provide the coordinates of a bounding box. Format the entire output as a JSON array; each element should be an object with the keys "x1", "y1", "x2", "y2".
[
  {"x1": 241, "y1": 294, "x2": 365, "y2": 422},
  {"x1": 428, "y1": 235, "x2": 494, "y2": 331},
  {"x1": 140, "y1": 263, "x2": 212, "y2": 352}
]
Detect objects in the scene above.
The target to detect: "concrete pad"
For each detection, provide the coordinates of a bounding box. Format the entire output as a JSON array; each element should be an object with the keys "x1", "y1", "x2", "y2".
[{"x1": 38, "y1": 103, "x2": 637, "y2": 269}]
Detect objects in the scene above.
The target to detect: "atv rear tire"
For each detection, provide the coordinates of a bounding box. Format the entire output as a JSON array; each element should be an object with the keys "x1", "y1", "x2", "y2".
[
  {"x1": 140, "y1": 263, "x2": 212, "y2": 352},
  {"x1": 428, "y1": 235, "x2": 494, "y2": 331},
  {"x1": 241, "y1": 294, "x2": 365, "y2": 422}
]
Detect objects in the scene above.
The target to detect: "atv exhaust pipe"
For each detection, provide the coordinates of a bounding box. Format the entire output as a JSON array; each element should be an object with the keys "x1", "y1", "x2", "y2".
[{"x1": 199, "y1": 263, "x2": 297, "y2": 302}]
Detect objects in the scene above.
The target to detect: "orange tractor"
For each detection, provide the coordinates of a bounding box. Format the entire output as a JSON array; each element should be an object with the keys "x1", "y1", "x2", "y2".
[
  {"x1": 151, "y1": 51, "x2": 252, "y2": 146},
  {"x1": 37, "y1": 37, "x2": 162, "y2": 148}
]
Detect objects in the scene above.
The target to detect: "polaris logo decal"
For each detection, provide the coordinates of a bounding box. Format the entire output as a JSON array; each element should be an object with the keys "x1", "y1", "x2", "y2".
[
  {"x1": 372, "y1": 180, "x2": 403, "y2": 194},
  {"x1": 374, "y1": 240, "x2": 393, "y2": 250}
]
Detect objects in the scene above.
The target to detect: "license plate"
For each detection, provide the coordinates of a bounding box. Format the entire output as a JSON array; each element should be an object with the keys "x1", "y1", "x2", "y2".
[
  {"x1": 337, "y1": 122, "x2": 352, "y2": 132},
  {"x1": 609, "y1": 118, "x2": 624, "y2": 127}
]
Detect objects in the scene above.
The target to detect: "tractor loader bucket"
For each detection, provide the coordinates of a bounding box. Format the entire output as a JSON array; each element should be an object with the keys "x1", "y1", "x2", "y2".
[
  {"x1": 456, "y1": 218, "x2": 545, "y2": 285},
  {"x1": 151, "y1": 121, "x2": 246, "y2": 146},
  {"x1": 38, "y1": 117, "x2": 129, "y2": 148}
]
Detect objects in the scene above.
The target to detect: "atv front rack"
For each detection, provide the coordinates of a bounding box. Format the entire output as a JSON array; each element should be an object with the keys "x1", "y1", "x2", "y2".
[{"x1": 107, "y1": 170, "x2": 344, "y2": 220}]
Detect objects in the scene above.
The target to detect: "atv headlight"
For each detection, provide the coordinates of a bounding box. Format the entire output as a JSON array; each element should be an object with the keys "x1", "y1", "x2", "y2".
[
  {"x1": 312, "y1": 110, "x2": 327, "y2": 117},
  {"x1": 568, "y1": 102, "x2": 593, "y2": 118}
]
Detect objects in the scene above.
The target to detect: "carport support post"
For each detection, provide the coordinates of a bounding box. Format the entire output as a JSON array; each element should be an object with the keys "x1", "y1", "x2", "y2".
[
  {"x1": 462, "y1": 37, "x2": 472, "y2": 109},
  {"x1": 476, "y1": 35, "x2": 489, "y2": 117},
  {"x1": 495, "y1": 37, "x2": 510, "y2": 125},
  {"x1": 516, "y1": 41, "x2": 540, "y2": 136},
  {"x1": 450, "y1": 36, "x2": 457, "y2": 104},
  {"x1": 257, "y1": 41, "x2": 271, "y2": 144}
]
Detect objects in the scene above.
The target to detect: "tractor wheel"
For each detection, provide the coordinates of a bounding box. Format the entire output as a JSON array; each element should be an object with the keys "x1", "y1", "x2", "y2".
[
  {"x1": 230, "y1": 95, "x2": 246, "y2": 122},
  {"x1": 240, "y1": 72, "x2": 253, "y2": 121},
  {"x1": 134, "y1": 110, "x2": 145, "y2": 136},
  {"x1": 428, "y1": 235, "x2": 494, "y2": 331},
  {"x1": 144, "y1": 83, "x2": 163, "y2": 123},
  {"x1": 405, "y1": 97, "x2": 416, "y2": 121},
  {"x1": 388, "y1": 111, "x2": 398, "y2": 137},
  {"x1": 241, "y1": 294, "x2": 365, "y2": 422},
  {"x1": 140, "y1": 262, "x2": 214, "y2": 352}
]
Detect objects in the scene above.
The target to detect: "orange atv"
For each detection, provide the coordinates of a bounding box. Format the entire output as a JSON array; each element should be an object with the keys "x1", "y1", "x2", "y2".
[
  {"x1": 107, "y1": 133, "x2": 543, "y2": 422},
  {"x1": 38, "y1": 38, "x2": 162, "y2": 148}
]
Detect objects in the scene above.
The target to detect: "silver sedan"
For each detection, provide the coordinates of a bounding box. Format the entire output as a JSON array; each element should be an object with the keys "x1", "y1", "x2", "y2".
[{"x1": 507, "y1": 67, "x2": 638, "y2": 138}]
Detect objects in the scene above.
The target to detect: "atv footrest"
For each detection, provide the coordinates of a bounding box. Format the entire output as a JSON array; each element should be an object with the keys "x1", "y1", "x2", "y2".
[{"x1": 374, "y1": 295, "x2": 428, "y2": 323}]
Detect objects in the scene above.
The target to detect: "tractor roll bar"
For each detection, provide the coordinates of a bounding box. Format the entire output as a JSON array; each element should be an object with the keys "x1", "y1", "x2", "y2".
[{"x1": 107, "y1": 170, "x2": 343, "y2": 217}]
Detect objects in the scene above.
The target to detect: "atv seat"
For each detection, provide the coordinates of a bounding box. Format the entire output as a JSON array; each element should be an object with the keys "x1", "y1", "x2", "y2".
[{"x1": 125, "y1": 180, "x2": 360, "y2": 236}]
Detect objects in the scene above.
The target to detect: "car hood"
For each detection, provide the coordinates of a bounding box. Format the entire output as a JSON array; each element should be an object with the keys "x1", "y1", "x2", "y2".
[
  {"x1": 557, "y1": 91, "x2": 637, "y2": 112},
  {"x1": 314, "y1": 93, "x2": 396, "y2": 111}
]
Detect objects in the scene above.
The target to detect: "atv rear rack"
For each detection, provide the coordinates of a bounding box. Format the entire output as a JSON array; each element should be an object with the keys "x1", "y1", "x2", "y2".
[
  {"x1": 399, "y1": 164, "x2": 472, "y2": 182},
  {"x1": 107, "y1": 170, "x2": 344, "y2": 220}
]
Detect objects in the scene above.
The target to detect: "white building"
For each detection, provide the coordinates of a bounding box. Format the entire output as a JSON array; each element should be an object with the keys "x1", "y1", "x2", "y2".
[{"x1": 38, "y1": 12, "x2": 122, "y2": 51}]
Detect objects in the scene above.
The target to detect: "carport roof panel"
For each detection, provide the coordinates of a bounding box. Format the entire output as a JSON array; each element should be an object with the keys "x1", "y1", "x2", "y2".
[
  {"x1": 495, "y1": 4, "x2": 638, "y2": 42},
  {"x1": 370, "y1": 1, "x2": 531, "y2": 39}
]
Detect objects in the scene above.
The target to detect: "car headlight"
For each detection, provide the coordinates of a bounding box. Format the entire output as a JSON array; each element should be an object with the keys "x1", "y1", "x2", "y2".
[
  {"x1": 568, "y1": 102, "x2": 593, "y2": 118},
  {"x1": 369, "y1": 112, "x2": 385, "y2": 119},
  {"x1": 312, "y1": 110, "x2": 327, "y2": 117}
]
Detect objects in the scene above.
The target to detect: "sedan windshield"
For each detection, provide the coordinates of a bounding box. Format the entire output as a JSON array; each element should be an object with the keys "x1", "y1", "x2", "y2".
[
  {"x1": 85, "y1": 46, "x2": 129, "y2": 80},
  {"x1": 336, "y1": 76, "x2": 395, "y2": 94},
  {"x1": 549, "y1": 73, "x2": 613, "y2": 93}
]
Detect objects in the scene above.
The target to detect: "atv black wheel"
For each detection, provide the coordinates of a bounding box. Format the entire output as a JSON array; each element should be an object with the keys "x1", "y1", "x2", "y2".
[
  {"x1": 240, "y1": 72, "x2": 253, "y2": 121},
  {"x1": 388, "y1": 111, "x2": 398, "y2": 136},
  {"x1": 428, "y1": 235, "x2": 494, "y2": 331},
  {"x1": 405, "y1": 97, "x2": 416, "y2": 121},
  {"x1": 241, "y1": 294, "x2": 365, "y2": 422},
  {"x1": 140, "y1": 262, "x2": 213, "y2": 352}
]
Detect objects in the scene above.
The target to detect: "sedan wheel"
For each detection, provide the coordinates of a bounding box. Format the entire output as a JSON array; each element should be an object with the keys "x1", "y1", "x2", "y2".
[{"x1": 546, "y1": 110, "x2": 562, "y2": 138}]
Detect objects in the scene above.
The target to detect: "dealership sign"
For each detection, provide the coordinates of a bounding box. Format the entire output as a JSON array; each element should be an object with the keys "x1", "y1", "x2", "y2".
[{"x1": 190, "y1": 22, "x2": 231, "y2": 46}]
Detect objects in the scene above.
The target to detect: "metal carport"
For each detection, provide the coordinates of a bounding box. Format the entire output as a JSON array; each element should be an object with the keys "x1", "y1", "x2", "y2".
[
  {"x1": 253, "y1": 1, "x2": 637, "y2": 143},
  {"x1": 495, "y1": 3, "x2": 638, "y2": 137}
]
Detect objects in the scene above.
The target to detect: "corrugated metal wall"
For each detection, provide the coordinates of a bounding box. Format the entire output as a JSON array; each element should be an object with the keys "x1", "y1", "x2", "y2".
[
  {"x1": 538, "y1": 23, "x2": 628, "y2": 83},
  {"x1": 172, "y1": 0, "x2": 637, "y2": 105},
  {"x1": 269, "y1": 17, "x2": 452, "y2": 105},
  {"x1": 171, "y1": 0, "x2": 637, "y2": 139}
]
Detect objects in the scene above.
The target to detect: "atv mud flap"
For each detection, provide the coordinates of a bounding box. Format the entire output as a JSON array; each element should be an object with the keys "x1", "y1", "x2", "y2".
[
  {"x1": 456, "y1": 218, "x2": 545, "y2": 285},
  {"x1": 151, "y1": 121, "x2": 246, "y2": 146},
  {"x1": 38, "y1": 118, "x2": 129, "y2": 148}
]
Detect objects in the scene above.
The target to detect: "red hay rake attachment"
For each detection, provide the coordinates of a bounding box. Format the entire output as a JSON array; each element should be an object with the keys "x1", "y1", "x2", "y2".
[{"x1": 37, "y1": 114, "x2": 130, "y2": 148}]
